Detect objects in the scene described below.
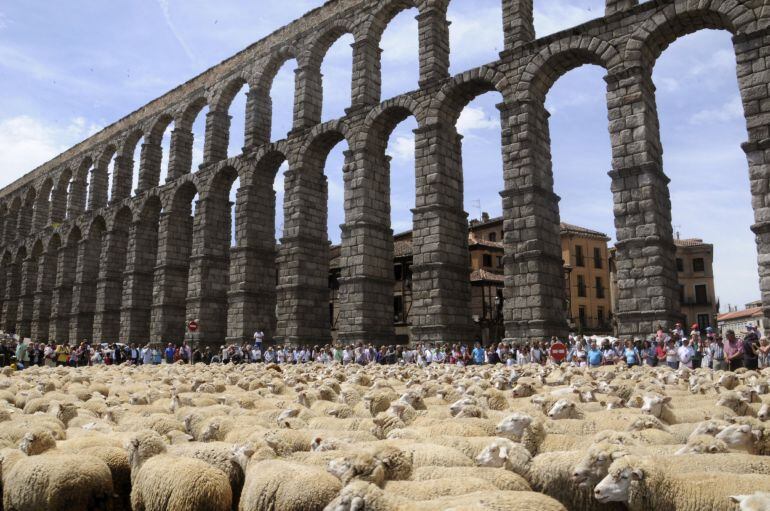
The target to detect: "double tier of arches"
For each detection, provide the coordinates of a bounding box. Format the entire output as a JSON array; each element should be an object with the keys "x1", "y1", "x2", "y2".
[{"x1": 0, "y1": 0, "x2": 767, "y2": 345}]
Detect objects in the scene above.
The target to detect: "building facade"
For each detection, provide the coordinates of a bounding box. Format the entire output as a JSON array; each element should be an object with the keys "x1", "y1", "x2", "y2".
[
  {"x1": 330, "y1": 214, "x2": 612, "y2": 343},
  {"x1": 717, "y1": 301, "x2": 765, "y2": 338},
  {"x1": 675, "y1": 238, "x2": 718, "y2": 331}
]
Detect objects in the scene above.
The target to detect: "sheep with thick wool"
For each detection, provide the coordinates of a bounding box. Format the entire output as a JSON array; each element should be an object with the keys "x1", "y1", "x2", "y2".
[
  {"x1": 410, "y1": 465, "x2": 531, "y2": 491},
  {"x1": 126, "y1": 430, "x2": 233, "y2": 511},
  {"x1": 594, "y1": 454, "x2": 770, "y2": 511}
]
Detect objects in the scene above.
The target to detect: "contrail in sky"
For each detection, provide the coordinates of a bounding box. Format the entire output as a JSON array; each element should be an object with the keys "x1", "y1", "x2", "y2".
[{"x1": 157, "y1": 0, "x2": 197, "y2": 64}]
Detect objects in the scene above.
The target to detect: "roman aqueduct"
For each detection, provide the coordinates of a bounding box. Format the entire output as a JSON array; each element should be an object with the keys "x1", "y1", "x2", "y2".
[{"x1": 0, "y1": 0, "x2": 767, "y2": 346}]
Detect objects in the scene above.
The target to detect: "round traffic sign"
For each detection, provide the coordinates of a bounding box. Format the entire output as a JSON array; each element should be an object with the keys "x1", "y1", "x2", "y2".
[{"x1": 188, "y1": 321, "x2": 199, "y2": 332}]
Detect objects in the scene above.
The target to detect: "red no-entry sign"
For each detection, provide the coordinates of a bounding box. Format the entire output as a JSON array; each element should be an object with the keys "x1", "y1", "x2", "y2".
[{"x1": 188, "y1": 321, "x2": 199, "y2": 332}]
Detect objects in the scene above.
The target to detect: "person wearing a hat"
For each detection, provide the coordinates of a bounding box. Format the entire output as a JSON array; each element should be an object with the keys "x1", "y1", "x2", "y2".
[{"x1": 689, "y1": 324, "x2": 703, "y2": 368}]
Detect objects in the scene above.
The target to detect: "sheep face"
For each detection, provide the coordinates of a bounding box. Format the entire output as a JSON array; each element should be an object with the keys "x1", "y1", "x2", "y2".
[
  {"x1": 730, "y1": 492, "x2": 770, "y2": 511},
  {"x1": 640, "y1": 394, "x2": 670, "y2": 417},
  {"x1": 716, "y1": 393, "x2": 750, "y2": 415},
  {"x1": 398, "y1": 391, "x2": 425, "y2": 410},
  {"x1": 689, "y1": 420, "x2": 726, "y2": 439},
  {"x1": 230, "y1": 444, "x2": 255, "y2": 472},
  {"x1": 511, "y1": 383, "x2": 535, "y2": 398},
  {"x1": 547, "y1": 399, "x2": 577, "y2": 419},
  {"x1": 594, "y1": 466, "x2": 640, "y2": 504},
  {"x1": 759, "y1": 403, "x2": 769, "y2": 421},
  {"x1": 716, "y1": 423, "x2": 760, "y2": 452},
  {"x1": 19, "y1": 431, "x2": 56, "y2": 456},
  {"x1": 327, "y1": 453, "x2": 385, "y2": 487},
  {"x1": 475, "y1": 441, "x2": 510, "y2": 468},
  {"x1": 674, "y1": 436, "x2": 727, "y2": 455},
  {"x1": 495, "y1": 412, "x2": 532, "y2": 441},
  {"x1": 448, "y1": 397, "x2": 475, "y2": 417},
  {"x1": 718, "y1": 373, "x2": 738, "y2": 390},
  {"x1": 572, "y1": 446, "x2": 627, "y2": 488}
]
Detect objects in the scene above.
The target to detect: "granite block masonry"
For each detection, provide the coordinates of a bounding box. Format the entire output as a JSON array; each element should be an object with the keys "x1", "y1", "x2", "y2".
[{"x1": 0, "y1": 0, "x2": 768, "y2": 347}]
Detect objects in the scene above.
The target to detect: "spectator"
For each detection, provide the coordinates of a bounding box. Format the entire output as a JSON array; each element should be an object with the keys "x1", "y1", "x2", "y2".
[
  {"x1": 587, "y1": 341, "x2": 603, "y2": 368},
  {"x1": 724, "y1": 330, "x2": 744, "y2": 371},
  {"x1": 743, "y1": 331, "x2": 760, "y2": 370}
]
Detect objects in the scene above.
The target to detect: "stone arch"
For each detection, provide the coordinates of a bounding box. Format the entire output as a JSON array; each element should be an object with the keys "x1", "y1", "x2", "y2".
[
  {"x1": 431, "y1": 65, "x2": 513, "y2": 126},
  {"x1": 137, "y1": 113, "x2": 175, "y2": 192},
  {"x1": 361, "y1": 0, "x2": 419, "y2": 48},
  {"x1": 4, "y1": 197, "x2": 21, "y2": 245},
  {"x1": 298, "y1": 120, "x2": 353, "y2": 169},
  {"x1": 358, "y1": 96, "x2": 426, "y2": 151},
  {"x1": 88, "y1": 144, "x2": 117, "y2": 210},
  {"x1": 209, "y1": 76, "x2": 252, "y2": 159},
  {"x1": 624, "y1": 1, "x2": 758, "y2": 70},
  {"x1": 254, "y1": 45, "x2": 299, "y2": 93},
  {"x1": 68, "y1": 157, "x2": 92, "y2": 218},
  {"x1": 517, "y1": 36, "x2": 623, "y2": 102},
  {"x1": 17, "y1": 187, "x2": 37, "y2": 240},
  {"x1": 93, "y1": 205, "x2": 132, "y2": 343}
]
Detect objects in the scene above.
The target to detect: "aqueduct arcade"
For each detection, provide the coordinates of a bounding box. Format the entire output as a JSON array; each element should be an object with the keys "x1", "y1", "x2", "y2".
[{"x1": 0, "y1": 0, "x2": 768, "y2": 347}]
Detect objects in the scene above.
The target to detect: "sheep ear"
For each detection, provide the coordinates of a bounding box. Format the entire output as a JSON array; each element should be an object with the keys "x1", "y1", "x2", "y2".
[
  {"x1": 498, "y1": 446, "x2": 508, "y2": 459},
  {"x1": 662, "y1": 396, "x2": 672, "y2": 404},
  {"x1": 709, "y1": 445, "x2": 719, "y2": 453},
  {"x1": 730, "y1": 495, "x2": 748, "y2": 504},
  {"x1": 631, "y1": 468, "x2": 644, "y2": 481}
]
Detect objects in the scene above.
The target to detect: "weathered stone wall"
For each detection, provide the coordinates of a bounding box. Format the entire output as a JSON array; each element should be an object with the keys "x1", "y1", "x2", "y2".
[{"x1": 0, "y1": 0, "x2": 767, "y2": 346}]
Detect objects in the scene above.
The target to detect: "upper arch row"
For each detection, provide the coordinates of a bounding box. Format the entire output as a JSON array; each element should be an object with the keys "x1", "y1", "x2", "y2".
[{"x1": 0, "y1": 0, "x2": 762, "y2": 247}]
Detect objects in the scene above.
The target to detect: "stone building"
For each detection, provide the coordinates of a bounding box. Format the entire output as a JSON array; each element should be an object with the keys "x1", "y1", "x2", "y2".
[
  {"x1": 717, "y1": 300, "x2": 765, "y2": 338},
  {"x1": 329, "y1": 214, "x2": 612, "y2": 343},
  {"x1": 675, "y1": 237, "x2": 719, "y2": 331},
  {"x1": 0, "y1": 1, "x2": 767, "y2": 348}
]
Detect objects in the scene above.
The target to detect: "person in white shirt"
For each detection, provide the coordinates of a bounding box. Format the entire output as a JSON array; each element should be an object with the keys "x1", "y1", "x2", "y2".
[
  {"x1": 141, "y1": 345, "x2": 153, "y2": 365},
  {"x1": 253, "y1": 330, "x2": 264, "y2": 348},
  {"x1": 677, "y1": 339, "x2": 694, "y2": 369},
  {"x1": 263, "y1": 347, "x2": 274, "y2": 363}
]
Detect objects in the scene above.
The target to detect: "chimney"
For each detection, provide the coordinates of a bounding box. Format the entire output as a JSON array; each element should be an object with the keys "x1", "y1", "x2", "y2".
[{"x1": 481, "y1": 212, "x2": 489, "y2": 222}]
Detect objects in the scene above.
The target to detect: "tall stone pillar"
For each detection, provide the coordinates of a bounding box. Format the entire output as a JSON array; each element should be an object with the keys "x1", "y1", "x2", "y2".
[
  {"x1": 227, "y1": 173, "x2": 277, "y2": 343},
  {"x1": 121, "y1": 214, "x2": 160, "y2": 343},
  {"x1": 150, "y1": 211, "x2": 194, "y2": 343},
  {"x1": 69, "y1": 236, "x2": 102, "y2": 343},
  {"x1": 2, "y1": 260, "x2": 20, "y2": 334},
  {"x1": 351, "y1": 39, "x2": 382, "y2": 109},
  {"x1": 17, "y1": 200, "x2": 33, "y2": 239},
  {"x1": 336, "y1": 149, "x2": 395, "y2": 345},
  {"x1": 502, "y1": 0, "x2": 535, "y2": 52},
  {"x1": 203, "y1": 110, "x2": 231, "y2": 164},
  {"x1": 111, "y1": 155, "x2": 134, "y2": 201},
  {"x1": 416, "y1": 7, "x2": 450, "y2": 87},
  {"x1": 605, "y1": 0, "x2": 637, "y2": 16},
  {"x1": 137, "y1": 143, "x2": 163, "y2": 194},
  {"x1": 185, "y1": 194, "x2": 232, "y2": 347},
  {"x1": 93, "y1": 226, "x2": 129, "y2": 342},
  {"x1": 606, "y1": 65, "x2": 681, "y2": 336},
  {"x1": 67, "y1": 179, "x2": 87, "y2": 219},
  {"x1": 276, "y1": 166, "x2": 330, "y2": 344},
  {"x1": 500, "y1": 100, "x2": 568, "y2": 343},
  {"x1": 50, "y1": 243, "x2": 77, "y2": 342},
  {"x1": 32, "y1": 249, "x2": 57, "y2": 341},
  {"x1": 32, "y1": 195, "x2": 50, "y2": 232},
  {"x1": 16, "y1": 256, "x2": 37, "y2": 339},
  {"x1": 735, "y1": 30, "x2": 770, "y2": 331},
  {"x1": 410, "y1": 122, "x2": 473, "y2": 342},
  {"x1": 49, "y1": 184, "x2": 67, "y2": 224},
  {"x1": 245, "y1": 88, "x2": 272, "y2": 148},
  {"x1": 3, "y1": 208, "x2": 18, "y2": 245},
  {"x1": 167, "y1": 128, "x2": 194, "y2": 181},
  {"x1": 294, "y1": 65, "x2": 323, "y2": 130},
  {"x1": 88, "y1": 167, "x2": 108, "y2": 210}
]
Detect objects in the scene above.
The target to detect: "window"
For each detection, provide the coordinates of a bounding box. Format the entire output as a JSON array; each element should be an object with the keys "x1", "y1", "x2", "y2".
[
  {"x1": 595, "y1": 277, "x2": 605, "y2": 299},
  {"x1": 578, "y1": 306, "x2": 586, "y2": 328},
  {"x1": 694, "y1": 284, "x2": 708, "y2": 305},
  {"x1": 483, "y1": 254, "x2": 492, "y2": 267},
  {"x1": 697, "y1": 314, "x2": 710, "y2": 332},
  {"x1": 394, "y1": 264, "x2": 403, "y2": 281},
  {"x1": 593, "y1": 247, "x2": 602, "y2": 269},
  {"x1": 496, "y1": 256, "x2": 503, "y2": 268},
  {"x1": 676, "y1": 258, "x2": 684, "y2": 272},
  {"x1": 328, "y1": 273, "x2": 339, "y2": 290},
  {"x1": 577, "y1": 275, "x2": 586, "y2": 297},
  {"x1": 597, "y1": 306, "x2": 605, "y2": 326},
  {"x1": 488, "y1": 232, "x2": 496, "y2": 242},
  {"x1": 693, "y1": 258, "x2": 705, "y2": 272},
  {"x1": 575, "y1": 245, "x2": 584, "y2": 267},
  {"x1": 394, "y1": 296, "x2": 404, "y2": 323}
]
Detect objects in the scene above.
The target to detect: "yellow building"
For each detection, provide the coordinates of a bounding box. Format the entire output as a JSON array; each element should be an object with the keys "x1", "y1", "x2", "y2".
[
  {"x1": 329, "y1": 213, "x2": 613, "y2": 343},
  {"x1": 675, "y1": 238, "x2": 718, "y2": 331}
]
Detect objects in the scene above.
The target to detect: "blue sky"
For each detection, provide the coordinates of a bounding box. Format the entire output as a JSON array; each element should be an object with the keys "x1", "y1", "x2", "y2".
[{"x1": 0, "y1": 0, "x2": 757, "y2": 311}]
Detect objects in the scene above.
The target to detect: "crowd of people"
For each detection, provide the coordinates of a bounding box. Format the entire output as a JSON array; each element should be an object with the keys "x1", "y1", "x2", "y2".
[{"x1": 0, "y1": 322, "x2": 767, "y2": 371}]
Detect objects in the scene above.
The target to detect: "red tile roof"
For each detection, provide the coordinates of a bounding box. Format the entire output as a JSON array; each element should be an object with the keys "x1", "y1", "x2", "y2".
[
  {"x1": 675, "y1": 238, "x2": 709, "y2": 248},
  {"x1": 717, "y1": 306, "x2": 763, "y2": 322}
]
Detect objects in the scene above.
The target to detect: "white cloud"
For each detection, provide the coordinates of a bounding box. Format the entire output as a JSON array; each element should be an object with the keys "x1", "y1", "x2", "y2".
[
  {"x1": 380, "y1": 10, "x2": 419, "y2": 63},
  {"x1": 534, "y1": 1, "x2": 600, "y2": 38},
  {"x1": 0, "y1": 115, "x2": 101, "y2": 188},
  {"x1": 690, "y1": 49, "x2": 736, "y2": 77},
  {"x1": 0, "y1": 12, "x2": 7, "y2": 30},
  {"x1": 689, "y1": 96, "x2": 744, "y2": 125},
  {"x1": 457, "y1": 106, "x2": 499, "y2": 135},
  {"x1": 387, "y1": 136, "x2": 415, "y2": 163}
]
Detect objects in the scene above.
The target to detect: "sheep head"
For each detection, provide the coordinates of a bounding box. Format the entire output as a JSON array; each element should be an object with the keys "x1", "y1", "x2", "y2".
[
  {"x1": 230, "y1": 443, "x2": 256, "y2": 473},
  {"x1": 495, "y1": 412, "x2": 533, "y2": 441},
  {"x1": 18, "y1": 430, "x2": 56, "y2": 456},
  {"x1": 572, "y1": 442, "x2": 630, "y2": 488}
]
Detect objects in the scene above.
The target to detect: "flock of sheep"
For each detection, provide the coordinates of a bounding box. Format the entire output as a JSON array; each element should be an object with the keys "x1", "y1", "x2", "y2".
[{"x1": 0, "y1": 361, "x2": 768, "y2": 510}]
